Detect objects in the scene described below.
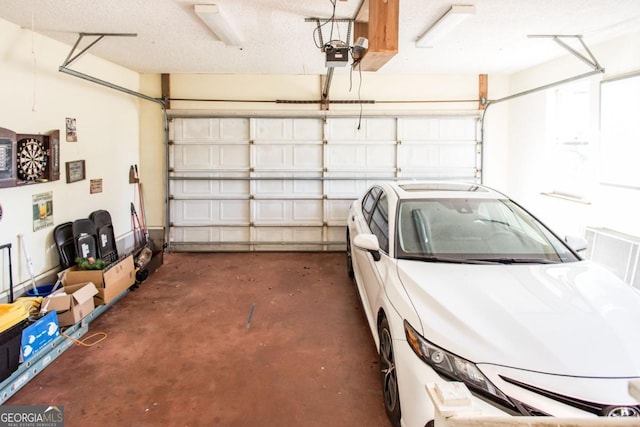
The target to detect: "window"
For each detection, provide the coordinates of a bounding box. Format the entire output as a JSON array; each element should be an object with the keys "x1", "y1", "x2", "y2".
[
  {"x1": 546, "y1": 79, "x2": 596, "y2": 200},
  {"x1": 369, "y1": 194, "x2": 389, "y2": 253},
  {"x1": 361, "y1": 186, "x2": 381, "y2": 224},
  {"x1": 600, "y1": 73, "x2": 640, "y2": 189}
]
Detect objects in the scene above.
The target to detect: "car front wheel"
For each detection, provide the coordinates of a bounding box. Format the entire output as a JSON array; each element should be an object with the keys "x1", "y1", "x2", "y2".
[{"x1": 379, "y1": 316, "x2": 401, "y2": 426}]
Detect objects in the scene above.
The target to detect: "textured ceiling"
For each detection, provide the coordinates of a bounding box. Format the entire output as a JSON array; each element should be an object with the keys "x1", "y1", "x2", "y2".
[{"x1": 1, "y1": 0, "x2": 639, "y2": 75}]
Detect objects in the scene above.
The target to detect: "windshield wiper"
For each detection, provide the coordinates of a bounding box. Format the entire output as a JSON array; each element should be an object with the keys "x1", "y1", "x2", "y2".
[
  {"x1": 401, "y1": 255, "x2": 494, "y2": 265},
  {"x1": 476, "y1": 218, "x2": 511, "y2": 227},
  {"x1": 467, "y1": 257, "x2": 558, "y2": 264}
]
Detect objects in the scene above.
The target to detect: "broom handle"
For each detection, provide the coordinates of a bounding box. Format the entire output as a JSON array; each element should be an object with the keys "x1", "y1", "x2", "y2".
[{"x1": 17, "y1": 233, "x2": 38, "y2": 291}]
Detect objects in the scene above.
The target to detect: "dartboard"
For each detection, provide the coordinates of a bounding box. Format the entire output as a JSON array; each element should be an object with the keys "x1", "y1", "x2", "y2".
[{"x1": 17, "y1": 137, "x2": 48, "y2": 181}]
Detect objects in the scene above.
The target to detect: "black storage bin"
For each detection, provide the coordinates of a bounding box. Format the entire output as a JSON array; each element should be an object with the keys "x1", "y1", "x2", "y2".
[{"x1": 0, "y1": 319, "x2": 27, "y2": 382}]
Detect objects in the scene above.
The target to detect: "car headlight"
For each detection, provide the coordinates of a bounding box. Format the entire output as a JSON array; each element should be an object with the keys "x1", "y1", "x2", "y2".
[{"x1": 404, "y1": 320, "x2": 511, "y2": 406}]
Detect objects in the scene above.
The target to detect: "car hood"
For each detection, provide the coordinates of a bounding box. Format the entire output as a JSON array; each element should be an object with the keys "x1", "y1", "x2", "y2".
[{"x1": 397, "y1": 259, "x2": 640, "y2": 377}]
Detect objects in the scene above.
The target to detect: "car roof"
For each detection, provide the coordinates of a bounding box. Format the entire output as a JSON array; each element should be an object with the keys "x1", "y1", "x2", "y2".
[{"x1": 385, "y1": 181, "x2": 507, "y2": 200}]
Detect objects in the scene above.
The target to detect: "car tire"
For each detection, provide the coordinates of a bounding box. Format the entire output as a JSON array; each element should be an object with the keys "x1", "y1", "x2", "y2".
[
  {"x1": 379, "y1": 316, "x2": 401, "y2": 427},
  {"x1": 346, "y1": 228, "x2": 354, "y2": 279}
]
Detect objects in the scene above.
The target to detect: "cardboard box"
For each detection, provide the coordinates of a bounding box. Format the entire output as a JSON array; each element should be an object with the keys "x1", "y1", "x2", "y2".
[
  {"x1": 42, "y1": 282, "x2": 98, "y2": 327},
  {"x1": 21, "y1": 311, "x2": 59, "y2": 362},
  {"x1": 63, "y1": 255, "x2": 135, "y2": 305}
]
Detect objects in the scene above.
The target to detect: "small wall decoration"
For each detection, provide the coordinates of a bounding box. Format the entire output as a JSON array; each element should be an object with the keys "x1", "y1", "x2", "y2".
[
  {"x1": 90, "y1": 178, "x2": 103, "y2": 194},
  {"x1": 32, "y1": 191, "x2": 53, "y2": 231},
  {"x1": 66, "y1": 117, "x2": 77, "y2": 142},
  {"x1": 65, "y1": 160, "x2": 85, "y2": 183}
]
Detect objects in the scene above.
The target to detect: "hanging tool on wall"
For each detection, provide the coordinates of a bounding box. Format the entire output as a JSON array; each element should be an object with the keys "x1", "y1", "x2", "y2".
[
  {"x1": 17, "y1": 233, "x2": 39, "y2": 295},
  {"x1": 131, "y1": 164, "x2": 156, "y2": 252},
  {"x1": 130, "y1": 164, "x2": 156, "y2": 286},
  {"x1": 130, "y1": 202, "x2": 145, "y2": 250}
]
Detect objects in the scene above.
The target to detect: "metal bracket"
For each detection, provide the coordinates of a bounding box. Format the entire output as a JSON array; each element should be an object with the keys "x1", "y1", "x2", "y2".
[
  {"x1": 527, "y1": 34, "x2": 603, "y2": 72},
  {"x1": 59, "y1": 33, "x2": 164, "y2": 106},
  {"x1": 61, "y1": 32, "x2": 136, "y2": 69},
  {"x1": 487, "y1": 35, "x2": 605, "y2": 106},
  {"x1": 305, "y1": 18, "x2": 354, "y2": 51}
]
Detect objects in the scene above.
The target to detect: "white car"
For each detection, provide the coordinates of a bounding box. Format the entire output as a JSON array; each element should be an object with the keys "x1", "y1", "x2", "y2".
[{"x1": 346, "y1": 181, "x2": 640, "y2": 427}]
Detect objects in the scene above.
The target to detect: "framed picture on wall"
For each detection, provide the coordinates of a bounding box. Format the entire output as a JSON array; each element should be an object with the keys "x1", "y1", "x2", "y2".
[
  {"x1": 65, "y1": 160, "x2": 85, "y2": 183},
  {"x1": 66, "y1": 117, "x2": 77, "y2": 142}
]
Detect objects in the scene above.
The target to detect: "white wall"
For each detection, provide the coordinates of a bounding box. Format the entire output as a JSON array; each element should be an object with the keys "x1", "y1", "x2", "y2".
[
  {"x1": 0, "y1": 18, "x2": 141, "y2": 298},
  {"x1": 489, "y1": 30, "x2": 640, "y2": 239}
]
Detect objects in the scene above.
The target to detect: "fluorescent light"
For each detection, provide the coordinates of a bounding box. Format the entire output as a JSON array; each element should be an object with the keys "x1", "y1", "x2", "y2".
[
  {"x1": 416, "y1": 5, "x2": 475, "y2": 48},
  {"x1": 194, "y1": 4, "x2": 242, "y2": 47}
]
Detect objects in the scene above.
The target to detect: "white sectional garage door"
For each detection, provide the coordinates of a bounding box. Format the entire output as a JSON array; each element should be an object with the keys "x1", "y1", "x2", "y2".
[{"x1": 168, "y1": 115, "x2": 480, "y2": 251}]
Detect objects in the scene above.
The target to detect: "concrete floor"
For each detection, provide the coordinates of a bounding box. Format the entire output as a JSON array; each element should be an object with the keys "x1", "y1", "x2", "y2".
[{"x1": 7, "y1": 252, "x2": 390, "y2": 427}]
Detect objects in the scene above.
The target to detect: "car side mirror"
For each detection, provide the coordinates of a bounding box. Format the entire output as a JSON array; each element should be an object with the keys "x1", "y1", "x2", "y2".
[
  {"x1": 354, "y1": 234, "x2": 381, "y2": 261},
  {"x1": 565, "y1": 235, "x2": 588, "y2": 253}
]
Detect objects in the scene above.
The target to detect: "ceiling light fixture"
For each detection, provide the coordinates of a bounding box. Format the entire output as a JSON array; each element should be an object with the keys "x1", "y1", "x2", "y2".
[
  {"x1": 416, "y1": 4, "x2": 476, "y2": 48},
  {"x1": 194, "y1": 4, "x2": 242, "y2": 47}
]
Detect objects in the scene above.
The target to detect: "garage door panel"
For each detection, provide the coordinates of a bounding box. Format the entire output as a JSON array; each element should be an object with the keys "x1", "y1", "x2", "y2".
[
  {"x1": 173, "y1": 226, "x2": 250, "y2": 243},
  {"x1": 254, "y1": 173, "x2": 323, "y2": 197},
  {"x1": 292, "y1": 119, "x2": 324, "y2": 140},
  {"x1": 254, "y1": 227, "x2": 322, "y2": 243},
  {"x1": 399, "y1": 117, "x2": 477, "y2": 141},
  {"x1": 174, "y1": 144, "x2": 249, "y2": 170},
  {"x1": 171, "y1": 172, "x2": 249, "y2": 198},
  {"x1": 326, "y1": 144, "x2": 396, "y2": 171},
  {"x1": 173, "y1": 200, "x2": 249, "y2": 225},
  {"x1": 440, "y1": 143, "x2": 477, "y2": 166},
  {"x1": 253, "y1": 118, "x2": 323, "y2": 141},
  {"x1": 253, "y1": 181, "x2": 323, "y2": 198},
  {"x1": 253, "y1": 144, "x2": 322, "y2": 170},
  {"x1": 174, "y1": 145, "x2": 214, "y2": 169},
  {"x1": 173, "y1": 118, "x2": 213, "y2": 141},
  {"x1": 324, "y1": 178, "x2": 360, "y2": 197},
  {"x1": 293, "y1": 145, "x2": 323, "y2": 169},
  {"x1": 437, "y1": 118, "x2": 477, "y2": 140},
  {"x1": 325, "y1": 200, "x2": 353, "y2": 224},
  {"x1": 219, "y1": 145, "x2": 250, "y2": 168},
  {"x1": 219, "y1": 118, "x2": 250, "y2": 140},
  {"x1": 325, "y1": 173, "x2": 395, "y2": 196},
  {"x1": 326, "y1": 118, "x2": 396, "y2": 141},
  {"x1": 327, "y1": 226, "x2": 346, "y2": 243},
  {"x1": 173, "y1": 227, "x2": 212, "y2": 243},
  {"x1": 173, "y1": 118, "x2": 249, "y2": 141},
  {"x1": 366, "y1": 144, "x2": 396, "y2": 169},
  {"x1": 399, "y1": 143, "x2": 476, "y2": 169},
  {"x1": 399, "y1": 118, "x2": 441, "y2": 140},
  {"x1": 254, "y1": 200, "x2": 323, "y2": 224},
  {"x1": 326, "y1": 145, "x2": 365, "y2": 169},
  {"x1": 170, "y1": 175, "x2": 214, "y2": 196}
]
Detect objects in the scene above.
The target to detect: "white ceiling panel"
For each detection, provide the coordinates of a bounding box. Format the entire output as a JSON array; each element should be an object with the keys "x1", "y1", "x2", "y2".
[{"x1": 0, "y1": 0, "x2": 639, "y2": 75}]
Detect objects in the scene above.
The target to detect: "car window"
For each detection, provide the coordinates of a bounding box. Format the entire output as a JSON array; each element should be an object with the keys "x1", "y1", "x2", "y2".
[
  {"x1": 361, "y1": 187, "x2": 381, "y2": 224},
  {"x1": 369, "y1": 193, "x2": 389, "y2": 253},
  {"x1": 397, "y1": 198, "x2": 579, "y2": 263}
]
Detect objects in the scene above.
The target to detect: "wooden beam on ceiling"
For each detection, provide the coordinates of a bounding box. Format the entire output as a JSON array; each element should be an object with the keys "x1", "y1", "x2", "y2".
[
  {"x1": 479, "y1": 74, "x2": 488, "y2": 110},
  {"x1": 353, "y1": 0, "x2": 398, "y2": 71}
]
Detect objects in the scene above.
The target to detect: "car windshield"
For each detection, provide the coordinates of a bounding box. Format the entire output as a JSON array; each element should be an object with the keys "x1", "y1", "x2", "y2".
[{"x1": 396, "y1": 198, "x2": 579, "y2": 264}]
